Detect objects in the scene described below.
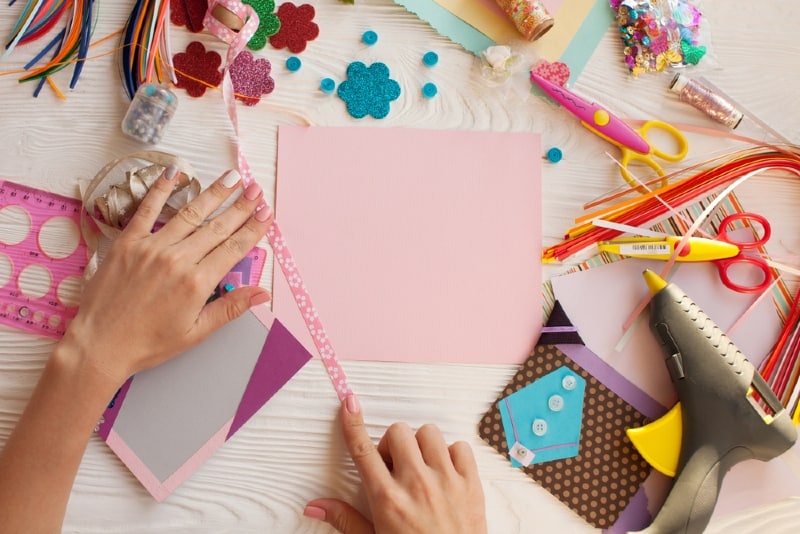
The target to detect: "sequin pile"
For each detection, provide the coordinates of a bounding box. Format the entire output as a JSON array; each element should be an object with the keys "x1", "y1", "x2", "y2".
[{"x1": 610, "y1": 0, "x2": 706, "y2": 77}]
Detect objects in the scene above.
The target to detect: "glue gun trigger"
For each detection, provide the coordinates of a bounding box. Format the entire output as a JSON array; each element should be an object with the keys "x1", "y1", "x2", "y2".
[{"x1": 655, "y1": 322, "x2": 686, "y2": 381}]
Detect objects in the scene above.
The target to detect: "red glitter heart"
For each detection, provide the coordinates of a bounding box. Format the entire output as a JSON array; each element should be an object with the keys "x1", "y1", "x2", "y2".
[
  {"x1": 230, "y1": 51, "x2": 275, "y2": 106},
  {"x1": 173, "y1": 41, "x2": 223, "y2": 98},
  {"x1": 170, "y1": 0, "x2": 208, "y2": 33},
  {"x1": 269, "y1": 3, "x2": 319, "y2": 54},
  {"x1": 532, "y1": 60, "x2": 571, "y2": 87}
]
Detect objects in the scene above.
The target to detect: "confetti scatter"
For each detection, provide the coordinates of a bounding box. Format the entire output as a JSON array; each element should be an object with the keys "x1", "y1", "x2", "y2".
[
  {"x1": 170, "y1": 0, "x2": 209, "y2": 33},
  {"x1": 243, "y1": 0, "x2": 281, "y2": 50},
  {"x1": 173, "y1": 42, "x2": 224, "y2": 97},
  {"x1": 269, "y1": 3, "x2": 319, "y2": 53},
  {"x1": 337, "y1": 62, "x2": 401, "y2": 119},
  {"x1": 230, "y1": 51, "x2": 275, "y2": 106}
]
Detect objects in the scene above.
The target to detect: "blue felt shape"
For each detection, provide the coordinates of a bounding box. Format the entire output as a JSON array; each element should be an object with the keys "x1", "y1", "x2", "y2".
[
  {"x1": 337, "y1": 62, "x2": 401, "y2": 119},
  {"x1": 498, "y1": 365, "x2": 586, "y2": 467}
]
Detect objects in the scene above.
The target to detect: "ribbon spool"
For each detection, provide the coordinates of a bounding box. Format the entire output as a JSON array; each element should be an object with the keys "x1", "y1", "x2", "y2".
[
  {"x1": 80, "y1": 151, "x2": 201, "y2": 279},
  {"x1": 210, "y1": 2, "x2": 245, "y2": 33},
  {"x1": 495, "y1": 0, "x2": 554, "y2": 42}
]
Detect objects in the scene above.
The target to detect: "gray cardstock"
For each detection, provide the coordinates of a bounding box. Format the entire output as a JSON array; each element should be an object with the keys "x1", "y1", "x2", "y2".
[{"x1": 112, "y1": 311, "x2": 269, "y2": 482}]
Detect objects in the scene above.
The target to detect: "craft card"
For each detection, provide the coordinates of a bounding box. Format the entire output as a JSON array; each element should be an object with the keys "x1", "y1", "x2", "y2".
[
  {"x1": 394, "y1": 0, "x2": 614, "y2": 83},
  {"x1": 273, "y1": 126, "x2": 542, "y2": 365},
  {"x1": 479, "y1": 301, "x2": 655, "y2": 530},
  {"x1": 98, "y1": 306, "x2": 312, "y2": 501}
]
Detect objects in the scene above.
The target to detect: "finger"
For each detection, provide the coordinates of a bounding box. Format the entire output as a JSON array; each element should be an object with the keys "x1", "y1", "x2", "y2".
[
  {"x1": 340, "y1": 394, "x2": 393, "y2": 489},
  {"x1": 375, "y1": 422, "x2": 425, "y2": 479},
  {"x1": 125, "y1": 165, "x2": 180, "y2": 236},
  {"x1": 191, "y1": 286, "x2": 271, "y2": 343},
  {"x1": 448, "y1": 441, "x2": 480, "y2": 480},
  {"x1": 197, "y1": 201, "x2": 273, "y2": 281},
  {"x1": 159, "y1": 169, "x2": 245, "y2": 243},
  {"x1": 415, "y1": 424, "x2": 453, "y2": 471},
  {"x1": 180, "y1": 179, "x2": 265, "y2": 259},
  {"x1": 304, "y1": 499, "x2": 375, "y2": 534}
]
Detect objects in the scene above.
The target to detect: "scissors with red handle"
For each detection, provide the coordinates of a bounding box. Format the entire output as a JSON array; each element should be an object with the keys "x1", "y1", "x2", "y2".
[{"x1": 598, "y1": 213, "x2": 774, "y2": 293}]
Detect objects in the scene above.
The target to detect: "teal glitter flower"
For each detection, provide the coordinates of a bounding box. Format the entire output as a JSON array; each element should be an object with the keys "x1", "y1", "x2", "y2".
[
  {"x1": 337, "y1": 62, "x2": 401, "y2": 119},
  {"x1": 243, "y1": 0, "x2": 281, "y2": 51}
]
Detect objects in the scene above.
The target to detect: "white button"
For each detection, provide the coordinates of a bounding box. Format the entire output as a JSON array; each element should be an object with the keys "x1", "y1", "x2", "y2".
[
  {"x1": 509, "y1": 441, "x2": 535, "y2": 466},
  {"x1": 548, "y1": 394, "x2": 565, "y2": 412},
  {"x1": 562, "y1": 375, "x2": 577, "y2": 390},
  {"x1": 532, "y1": 418, "x2": 548, "y2": 436}
]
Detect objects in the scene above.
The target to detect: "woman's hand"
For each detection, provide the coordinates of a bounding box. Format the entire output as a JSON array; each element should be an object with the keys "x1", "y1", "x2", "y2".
[
  {"x1": 62, "y1": 165, "x2": 274, "y2": 386},
  {"x1": 0, "y1": 165, "x2": 275, "y2": 533},
  {"x1": 305, "y1": 395, "x2": 488, "y2": 534}
]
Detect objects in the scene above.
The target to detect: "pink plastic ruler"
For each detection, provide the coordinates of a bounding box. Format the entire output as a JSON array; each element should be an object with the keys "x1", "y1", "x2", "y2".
[
  {"x1": 0, "y1": 180, "x2": 87, "y2": 338},
  {"x1": 0, "y1": 179, "x2": 267, "y2": 339}
]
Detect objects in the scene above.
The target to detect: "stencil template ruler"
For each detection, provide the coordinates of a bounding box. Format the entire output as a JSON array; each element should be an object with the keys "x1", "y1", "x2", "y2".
[
  {"x1": 0, "y1": 180, "x2": 87, "y2": 338},
  {"x1": 0, "y1": 179, "x2": 267, "y2": 340}
]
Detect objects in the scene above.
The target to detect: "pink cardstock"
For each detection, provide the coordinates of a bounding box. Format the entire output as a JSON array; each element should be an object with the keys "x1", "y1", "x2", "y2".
[{"x1": 273, "y1": 126, "x2": 543, "y2": 365}]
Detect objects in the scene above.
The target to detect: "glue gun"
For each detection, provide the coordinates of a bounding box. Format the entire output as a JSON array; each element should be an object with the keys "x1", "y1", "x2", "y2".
[{"x1": 626, "y1": 270, "x2": 797, "y2": 534}]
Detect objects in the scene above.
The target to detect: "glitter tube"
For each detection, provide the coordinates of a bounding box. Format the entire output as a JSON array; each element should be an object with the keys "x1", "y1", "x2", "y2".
[
  {"x1": 495, "y1": 0, "x2": 554, "y2": 42},
  {"x1": 669, "y1": 74, "x2": 744, "y2": 129}
]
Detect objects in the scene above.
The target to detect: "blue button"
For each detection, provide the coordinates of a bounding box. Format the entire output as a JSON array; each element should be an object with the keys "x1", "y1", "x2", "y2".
[
  {"x1": 422, "y1": 82, "x2": 438, "y2": 98},
  {"x1": 362, "y1": 30, "x2": 378, "y2": 45},
  {"x1": 320, "y1": 78, "x2": 336, "y2": 94},
  {"x1": 545, "y1": 147, "x2": 563, "y2": 163},
  {"x1": 286, "y1": 56, "x2": 301, "y2": 72},
  {"x1": 423, "y1": 51, "x2": 439, "y2": 67}
]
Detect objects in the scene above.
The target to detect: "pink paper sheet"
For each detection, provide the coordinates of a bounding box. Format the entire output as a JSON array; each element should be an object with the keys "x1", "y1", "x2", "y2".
[{"x1": 273, "y1": 126, "x2": 542, "y2": 364}]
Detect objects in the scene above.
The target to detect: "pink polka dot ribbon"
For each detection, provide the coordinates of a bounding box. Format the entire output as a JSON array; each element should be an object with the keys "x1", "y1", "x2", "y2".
[{"x1": 204, "y1": 1, "x2": 352, "y2": 400}]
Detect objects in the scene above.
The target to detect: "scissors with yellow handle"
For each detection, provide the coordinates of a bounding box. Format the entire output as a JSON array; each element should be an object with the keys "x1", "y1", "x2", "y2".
[
  {"x1": 530, "y1": 71, "x2": 689, "y2": 189},
  {"x1": 598, "y1": 213, "x2": 774, "y2": 293}
]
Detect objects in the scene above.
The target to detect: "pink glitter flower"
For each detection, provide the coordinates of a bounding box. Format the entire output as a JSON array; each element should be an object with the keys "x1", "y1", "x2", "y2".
[{"x1": 230, "y1": 51, "x2": 275, "y2": 106}]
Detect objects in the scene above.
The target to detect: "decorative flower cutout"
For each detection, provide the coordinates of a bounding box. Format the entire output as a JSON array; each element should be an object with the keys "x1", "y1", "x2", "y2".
[
  {"x1": 269, "y1": 3, "x2": 319, "y2": 53},
  {"x1": 337, "y1": 61, "x2": 401, "y2": 119},
  {"x1": 173, "y1": 41, "x2": 223, "y2": 97},
  {"x1": 230, "y1": 51, "x2": 275, "y2": 106},
  {"x1": 170, "y1": 0, "x2": 208, "y2": 33},
  {"x1": 531, "y1": 60, "x2": 570, "y2": 87},
  {"x1": 243, "y1": 0, "x2": 281, "y2": 50}
]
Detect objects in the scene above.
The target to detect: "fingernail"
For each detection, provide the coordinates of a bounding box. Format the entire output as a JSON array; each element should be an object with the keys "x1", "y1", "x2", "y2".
[
  {"x1": 303, "y1": 505, "x2": 326, "y2": 521},
  {"x1": 244, "y1": 182, "x2": 262, "y2": 201},
  {"x1": 223, "y1": 283, "x2": 236, "y2": 293},
  {"x1": 255, "y1": 201, "x2": 273, "y2": 222},
  {"x1": 249, "y1": 291, "x2": 271, "y2": 307},
  {"x1": 345, "y1": 393, "x2": 360, "y2": 414},
  {"x1": 221, "y1": 169, "x2": 241, "y2": 188},
  {"x1": 164, "y1": 165, "x2": 179, "y2": 181}
]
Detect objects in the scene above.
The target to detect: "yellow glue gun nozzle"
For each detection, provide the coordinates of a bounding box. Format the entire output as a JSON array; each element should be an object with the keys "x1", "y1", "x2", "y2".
[
  {"x1": 627, "y1": 402, "x2": 683, "y2": 477},
  {"x1": 643, "y1": 269, "x2": 668, "y2": 296}
]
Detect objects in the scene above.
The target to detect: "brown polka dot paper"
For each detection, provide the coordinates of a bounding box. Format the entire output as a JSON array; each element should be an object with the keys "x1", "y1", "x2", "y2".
[{"x1": 479, "y1": 303, "x2": 651, "y2": 529}]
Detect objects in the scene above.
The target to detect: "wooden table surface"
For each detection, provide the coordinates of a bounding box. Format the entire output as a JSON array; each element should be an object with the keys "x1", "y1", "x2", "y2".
[{"x1": 1, "y1": 1, "x2": 799, "y2": 532}]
